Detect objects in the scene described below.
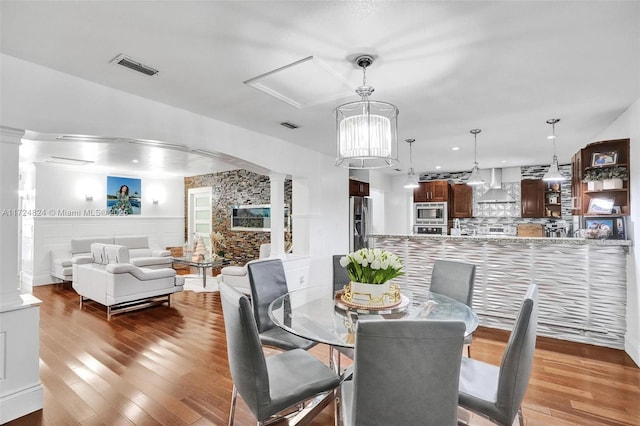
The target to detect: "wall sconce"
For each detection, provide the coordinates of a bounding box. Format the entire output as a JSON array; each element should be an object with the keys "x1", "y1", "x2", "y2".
[
  {"x1": 85, "y1": 194, "x2": 94, "y2": 202},
  {"x1": 152, "y1": 198, "x2": 159, "y2": 205}
]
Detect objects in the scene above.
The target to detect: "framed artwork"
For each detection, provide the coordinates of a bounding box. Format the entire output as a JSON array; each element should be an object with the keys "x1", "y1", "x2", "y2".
[
  {"x1": 107, "y1": 176, "x2": 142, "y2": 215},
  {"x1": 587, "y1": 198, "x2": 614, "y2": 215},
  {"x1": 590, "y1": 151, "x2": 617, "y2": 167}
]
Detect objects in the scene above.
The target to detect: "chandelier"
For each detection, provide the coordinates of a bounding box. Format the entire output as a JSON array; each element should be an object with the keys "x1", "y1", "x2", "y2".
[
  {"x1": 542, "y1": 118, "x2": 566, "y2": 181},
  {"x1": 467, "y1": 129, "x2": 485, "y2": 186},
  {"x1": 335, "y1": 55, "x2": 399, "y2": 169}
]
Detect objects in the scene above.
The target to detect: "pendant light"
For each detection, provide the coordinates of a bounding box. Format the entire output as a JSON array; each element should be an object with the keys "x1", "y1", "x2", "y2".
[
  {"x1": 403, "y1": 138, "x2": 419, "y2": 189},
  {"x1": 335, "y1": 55, "x2": 399, "y2": 169},
  {"x1": 467, "y1": 129, "x2": 485, "y2": 186},
  {"x1": 542, "y1": 118, "x2": 566, "y2": 181}
]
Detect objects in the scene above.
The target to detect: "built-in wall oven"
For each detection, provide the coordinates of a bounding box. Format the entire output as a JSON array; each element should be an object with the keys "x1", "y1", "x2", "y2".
[
  {"x1": 414, "y1": 202, "x2": 447, "y2": 226},
  {"x1": 414, "y1": 225, "x2": 447, "y2": 235}
]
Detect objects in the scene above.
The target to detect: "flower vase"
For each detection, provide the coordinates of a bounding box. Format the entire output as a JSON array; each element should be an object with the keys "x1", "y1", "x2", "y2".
[
  {"x1": 350, "y1": 281, "x2": 390, "y2": 305},
  {"x1": 587, "y1": 181, "x2": 603, "y2": 191},
  {"x1": 602, "y1": 178, "x2": 623, "y2": 190}
]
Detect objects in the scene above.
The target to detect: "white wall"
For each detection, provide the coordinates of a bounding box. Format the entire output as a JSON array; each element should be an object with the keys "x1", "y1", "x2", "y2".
[
  {"x1": 1, "y1": 53, "x2": 349, "y2": 290},
  {"x1": 21, "y1": 162, "x2": 185, "y2": 289},
  {"x1": 593, "y1": 97, "x2": 640, "y2": 366}
]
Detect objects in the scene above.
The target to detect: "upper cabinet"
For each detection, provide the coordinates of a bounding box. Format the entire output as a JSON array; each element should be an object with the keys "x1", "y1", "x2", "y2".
[
  {"x1": 521, "y1": 178, "x2": 545, "y2": 218},
  {"x1": 349, "y1": 179, "x2": 370, "y2": 197},
  {"x1": 414, "y1": 180, "x2": 448, "y2": 202},
  {"x1": 448, "y1": 184, "x2": 473, "y2": 218},
  {"x1": 571, "y1": 138, "x2": 630, "y2": 216}
]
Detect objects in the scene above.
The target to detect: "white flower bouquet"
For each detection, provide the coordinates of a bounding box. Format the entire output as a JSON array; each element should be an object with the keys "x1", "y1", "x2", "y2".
[{"x1": 339, "y1": 248, "x2": 404, "y2": 285}]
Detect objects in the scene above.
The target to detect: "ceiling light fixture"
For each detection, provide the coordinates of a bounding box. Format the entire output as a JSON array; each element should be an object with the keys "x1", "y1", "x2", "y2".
[
  {"x1": 403, "y1": 139, "x2": 419, "y2": 189},
  {"x1": 542, "y1": 118, "x2": 566, "y2": 181},
  {"x1": 335, "y1": 55, "x2": 399, "y2": 169},
  {"x1": 467, "y1": 129, "x2": 485, "y2": 186}
]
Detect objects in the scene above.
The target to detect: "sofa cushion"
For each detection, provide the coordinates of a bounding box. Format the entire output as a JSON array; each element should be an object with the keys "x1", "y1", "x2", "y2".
[
  {"x1": 129, "y1": 248, "x2": 152, "y2": 258},
  {"x1": 91, "y1": 243, "x2": 108, "y2": 265},
  {"x1": 72, "y1": 237, "x2": 113, "y2": 255},
  {"x1": 130, "y1": 267, "x2": 177, "y2": 281},
  {"x1": 105, "y1": 244, "x2": 130, "y2": 264},
  {"x1": 114, "y1": 235, "x2": 149, "y2": 249},
  {"x1": 131, "y1": 256, "x2": 174, "y2": 268},
  {"x1": 106, "y1": 263, "x2": 136, "y2": 274}
]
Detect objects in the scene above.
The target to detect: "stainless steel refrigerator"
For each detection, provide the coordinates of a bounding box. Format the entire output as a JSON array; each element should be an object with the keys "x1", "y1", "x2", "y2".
[{"x1": 349, "y1": 196, "x2": 372, "y2": 251}]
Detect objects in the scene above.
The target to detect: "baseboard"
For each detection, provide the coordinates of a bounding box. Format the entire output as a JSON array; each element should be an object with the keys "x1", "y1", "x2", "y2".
[
  {"x1": 625, "y1": 334, "x2": 640, "y2": 367},
  {"x1": 0, "y1": 384, "x2": 43, "y2": 423}
]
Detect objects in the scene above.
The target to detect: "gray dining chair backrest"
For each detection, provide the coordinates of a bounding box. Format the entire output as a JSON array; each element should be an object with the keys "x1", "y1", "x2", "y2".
[
  {"x1": 219, "y1": 282, "x2": 340, "y2": 425},
  {"x1": 332, "y1": 255, "x2": 351, "y2": 294},
  {"x1": 430, "y1": 259, "x2": 476, "y2": 307},
  {"x1": 458, "y1": 283, "x2": 538, "y2": 426},
  {"x1": 219, "y1": 282, "x2": 270, "y2": 419},
  {"x1": 247, "y1": 258, "x2": 316, "y2": 350},
  {"x1": 247, "y1": 258, "x2": 288, "y2": 333},
  {"x1": 342, "y1": 319, "x2": 465, "y2": 426}
]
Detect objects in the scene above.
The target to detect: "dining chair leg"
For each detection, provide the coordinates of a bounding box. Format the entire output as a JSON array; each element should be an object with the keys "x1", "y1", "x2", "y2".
[
  {"x1": 228, "y1": 384, "x2": 238, "y2": 426},
  {"x1": 517, "y1": 407, "x2": 524, "y2": 426},
  {"x1": 466, "y1": 344, "x2": 471, "y2": 358}
]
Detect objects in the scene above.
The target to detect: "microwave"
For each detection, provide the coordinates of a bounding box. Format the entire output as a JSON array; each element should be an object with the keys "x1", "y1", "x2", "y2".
[{"x1": 414, "y1": 202, "x2": 447, "y2": 225}]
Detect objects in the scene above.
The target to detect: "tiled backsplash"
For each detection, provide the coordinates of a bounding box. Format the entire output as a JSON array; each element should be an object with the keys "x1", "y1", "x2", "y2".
[{"x1": 423, "y1": 164, "x2": 573, "y2": 233}]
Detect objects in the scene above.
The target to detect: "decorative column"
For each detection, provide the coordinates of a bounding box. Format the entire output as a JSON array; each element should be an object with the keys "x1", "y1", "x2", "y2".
[
  {"x1": 269, "y1": 173, "x2": 286, "y2": 258},
  {"x1": 0, "y1": 126, "x2": 43, "y2": 423}
]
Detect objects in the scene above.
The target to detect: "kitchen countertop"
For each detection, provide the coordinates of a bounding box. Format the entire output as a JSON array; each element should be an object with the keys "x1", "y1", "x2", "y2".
[{"x1": 370, "y1": 234, "x2": 632, "y2": 246}]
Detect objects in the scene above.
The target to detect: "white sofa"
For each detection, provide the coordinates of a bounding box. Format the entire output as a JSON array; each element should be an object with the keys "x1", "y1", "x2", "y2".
[
  {"x1": 51, "y1": 235, "x2": 173, "y2": 282},
  {"x1": 217, "y1": 243, "x2": 271, "y2": 294},
  {"x1": 73, "y1": 243, "x2": 184, "y2": 320}
]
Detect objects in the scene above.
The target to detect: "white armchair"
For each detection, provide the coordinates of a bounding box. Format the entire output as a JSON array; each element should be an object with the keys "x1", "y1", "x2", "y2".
[
  {"x1": 73, "y1": 243, "x2": 184, "y2": 320},
  {"x1": 217, "y1": 243, "x2": 270, "y2": 294}
]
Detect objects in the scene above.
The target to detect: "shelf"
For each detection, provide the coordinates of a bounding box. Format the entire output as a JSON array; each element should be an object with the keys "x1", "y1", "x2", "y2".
[{"x1": 584, "y1": 189, "x2": 628, "y2": 194}]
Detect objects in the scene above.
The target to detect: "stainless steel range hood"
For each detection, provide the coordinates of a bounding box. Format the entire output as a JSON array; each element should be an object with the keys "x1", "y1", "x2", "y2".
[{"x1": 477, "y1": 168, "x2": 516, "y2": 203}]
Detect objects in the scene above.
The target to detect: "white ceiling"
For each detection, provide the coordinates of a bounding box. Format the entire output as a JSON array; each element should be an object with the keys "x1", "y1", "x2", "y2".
[{"x1": 2, "y1": 1, "x2": 639, "y2": 176}]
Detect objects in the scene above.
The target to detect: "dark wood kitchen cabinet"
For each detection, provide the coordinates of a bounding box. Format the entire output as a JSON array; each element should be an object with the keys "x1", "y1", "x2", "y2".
[
  {"x1": 521, "y1": 178, "x2": 545, "y2": 218},
  {"x1": 448, "y1": 184, "x2": 473, "y2": 218},
  {"x1": 349, "y1": 179, "x2": 369, "y2": 197},
  {"x1": 414, "y1": 180, "x2": 448, "y2": 202},
  {"x1": 572, "y1": 138, "x2": 630, "y2": 216}
]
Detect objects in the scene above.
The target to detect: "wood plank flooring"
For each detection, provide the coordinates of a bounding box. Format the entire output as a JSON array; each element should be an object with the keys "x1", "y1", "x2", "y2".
[{"x1": 8, "y1": 284, "x2": 640, "y2": 426}]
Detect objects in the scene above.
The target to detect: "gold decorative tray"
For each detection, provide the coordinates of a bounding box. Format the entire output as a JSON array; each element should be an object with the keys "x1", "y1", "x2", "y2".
[{"x1": 334, "y1": 291, "x2": 411, "y2": 314}]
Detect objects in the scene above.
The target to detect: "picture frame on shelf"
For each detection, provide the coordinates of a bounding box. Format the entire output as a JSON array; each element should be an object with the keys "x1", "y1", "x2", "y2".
[
  {"x1": 587, "y1": 198, "x2": 614, "y2": 215},
  {"x1": 591, "y1": 151, "x2": 618, "y2": 167}
]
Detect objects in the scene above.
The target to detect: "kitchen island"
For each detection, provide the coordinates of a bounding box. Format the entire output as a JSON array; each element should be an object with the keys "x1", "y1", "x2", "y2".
[{"x1": 371, "y1": 234, "x2": 632, "y2": 349}]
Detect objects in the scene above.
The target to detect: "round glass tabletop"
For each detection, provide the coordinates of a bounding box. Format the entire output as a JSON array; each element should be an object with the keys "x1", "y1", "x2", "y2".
[{"x1": 268, "y1": 285, "x2": 479, "y2": 348}]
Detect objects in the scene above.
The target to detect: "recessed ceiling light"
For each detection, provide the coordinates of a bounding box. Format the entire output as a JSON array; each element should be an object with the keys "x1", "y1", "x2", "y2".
[
  {"x1": 132, "y1": 159, "x2": 139, "y2": 163},
  {"x1": 435, "y1": 166, "x2": 442, "y2": 169},
  {"x1": 452, "y1": 147, "x2": 460, "y2": 151},
  {"x1": 500, "y1": 160, "x2": 508, "y2": 163}
]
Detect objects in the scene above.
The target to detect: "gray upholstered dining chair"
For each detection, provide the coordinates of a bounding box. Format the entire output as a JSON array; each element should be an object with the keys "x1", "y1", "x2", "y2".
[
  {"x1": 332, "y1": 254, "x2": 351, "y2": 295},
  {"x1": 458, "y1": 283, "x2": 538, "y2": 426},
  {"x1": 340, "y1": 319, "x2": 466, "y2": 426},
  {"x1": 219, "y1": 283, "x2": 341, "y2": 426},
  {"x1": 331, "y1": 255, "x2": 355, "y2": 368},
  {"x1": 247, "y1": 258, "x2": 316, "y2": 350},
  {"x1": 430, "y1": 259, "x2": 476, "y2": 356}
]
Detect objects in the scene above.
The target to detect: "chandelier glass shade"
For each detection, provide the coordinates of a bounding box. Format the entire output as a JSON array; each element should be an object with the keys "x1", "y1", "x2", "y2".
[
  {"x1": 403, "y1": 138, "x2": 419, "y2": 189},
  {"x1": 467, "y1": 129, "x2": 485, "y2": 186},
  {"x1": 542, "y1": 118, "x2": 566, "y2": 182},
  {"x1": 336, "y1": 55, "x2": 399, "y2": 169}
]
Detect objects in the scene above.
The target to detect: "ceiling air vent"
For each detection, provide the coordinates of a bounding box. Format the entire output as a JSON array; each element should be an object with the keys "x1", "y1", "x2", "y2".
[
  {"x1": 280, "y1": 121, "x2": 300, "y2": 130},
  {"x1": 110, "y1": 54, "x2": 159, "y2": 76}
]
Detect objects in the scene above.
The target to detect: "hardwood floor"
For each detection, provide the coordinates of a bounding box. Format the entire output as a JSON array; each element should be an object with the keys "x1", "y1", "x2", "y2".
[{"x1": 8, "y1": 284, "x2": 640, "y2": 426}]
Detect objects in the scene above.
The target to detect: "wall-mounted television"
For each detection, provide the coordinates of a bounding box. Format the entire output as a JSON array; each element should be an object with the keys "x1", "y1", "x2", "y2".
[
  {"x1": 583, "y1": 216, "x2": 626, "y2": 240},
  {"x1": 230, "y1": 204, "x2": 290, "y2": 232}
]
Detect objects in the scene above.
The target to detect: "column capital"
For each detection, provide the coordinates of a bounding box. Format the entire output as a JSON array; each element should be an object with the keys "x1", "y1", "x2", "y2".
[
  {"x1": 0, "y1": 126, "x2": 25, "y2": 144},
  {"x1": 268, "y1": 172, "x2": 287, "y2": 184}
]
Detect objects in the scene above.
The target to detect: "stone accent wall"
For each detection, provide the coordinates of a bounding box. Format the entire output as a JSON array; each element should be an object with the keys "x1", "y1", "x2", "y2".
[{"x1": 184, "y1": 170, "x2": 292, "y2": 265}]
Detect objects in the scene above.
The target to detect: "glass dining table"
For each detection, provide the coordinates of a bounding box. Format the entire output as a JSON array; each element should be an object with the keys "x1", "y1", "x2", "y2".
[{"x1": 268, "y1": 285, "x2": 479, "y2": 349}]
